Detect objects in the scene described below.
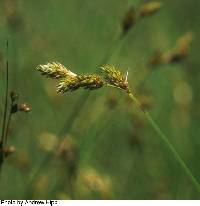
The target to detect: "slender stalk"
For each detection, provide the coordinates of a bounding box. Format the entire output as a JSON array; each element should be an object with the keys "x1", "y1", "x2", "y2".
[
  {"x1": 4, "y1": 112, "x2": 12, "y2": 145},
  {"x1": 0, "y1": 41, "x2": 9, "y2": 172},
  {"x1": 1, "y1": 41, "x2": 9, "y2": 146},
  {"x1": 128, "y1": 92, "x2": 200, "y2": 193}
]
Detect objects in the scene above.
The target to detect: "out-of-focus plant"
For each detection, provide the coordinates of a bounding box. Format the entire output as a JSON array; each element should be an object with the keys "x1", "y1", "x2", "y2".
[{"x1": 150, "y1": 32, "x2": 193, "y2": 66}]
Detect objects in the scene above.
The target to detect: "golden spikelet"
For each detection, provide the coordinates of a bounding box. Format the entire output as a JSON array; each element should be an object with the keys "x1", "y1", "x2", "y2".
[
  {"x1": 78, "y1": 74, "x2": 104, "y2": 90},
  {"x1": 37, "y1": 62, "x2": 77, "y2": 79},
  {"x1": 139, "y1": 1, "x2": 161, "y2": 17},
  {"x1": 100, "y1": 64, "x2": 130, "y2": 92},
  {"x1": 56, "y1": 74, "x2": 104, "y2": 93},
  {"x1": 56, "y1": 76, "x2": 80, "y2": 93}
]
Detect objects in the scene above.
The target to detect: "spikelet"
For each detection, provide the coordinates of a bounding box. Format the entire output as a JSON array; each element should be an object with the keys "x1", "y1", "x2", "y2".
[
  {"x1": 78, "y1": 74, "x2": 104, "y2": 90},
  {"x1": 2, "y1": 145, "x2": 16, "y2": 157},
  {"x1": 18, "y1": 103, "x2": 31, "y2": 113},
  {"x1": 101, "y1": 65, "x2": 130, "y2": 92},
  {"x1": 57, "y1": 76, "x2": 80, "y2": 93},
  {"x1": 37, "y1": 62, "x2": 77, "y2": 79},
  {"x1": 139, "y1": 1, "x2": 161, "y2": 17},
  {"x1": 165, "y1": 32, "x2": 193, "y2": 63},
  {"x1": 56, "y1": 74, "x2": 104, "y2": 93}
]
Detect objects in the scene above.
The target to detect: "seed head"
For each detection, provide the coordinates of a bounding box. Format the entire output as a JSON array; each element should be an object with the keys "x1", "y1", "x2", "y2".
[
  {"x1": 57, "y1": 74, "x2": 104, "y2": 93},
  {"x1": 78, "y1": 74, "x2": 104, "y2": 90},
  {"x1": 18, "y1": 103, "x2": 31, "y2": 113},
  {"x1": 166, "y1": 32, "x2": 193, "y2": 63},
  {"x1": 139, "y1": 1, "x2": 161, "y2": 17},
  {"x1": 57, "y1": 76, "x2": 81, "y2": 93},
  {"x1": 101, "y1": 65, "x2": 130, "y2": 92},
  {"x1": 36, "y1": 62, "x2": 77, "y2": 79},
  {"x1": 2, "y1": 145, "x2": 16, "y2": 157}
]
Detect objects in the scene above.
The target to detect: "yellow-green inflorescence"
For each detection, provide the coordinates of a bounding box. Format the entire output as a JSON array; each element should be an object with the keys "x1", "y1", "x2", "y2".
[
  {"x1": 36, "y1": 62, "x2": 130, "y2": 94},
  {"x1": 100, "y1": 64, "x2": 130, "y2": 92},
  {"x1": 56, "y1": 74, "x2": 104, "y2": 93},
  {"x1": 37, "y1": 62, "x2": 77, "y2": 79}
]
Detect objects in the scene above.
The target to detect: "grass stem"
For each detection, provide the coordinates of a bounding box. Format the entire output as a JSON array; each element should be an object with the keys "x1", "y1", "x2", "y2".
[
  {"x1": 128, "y1": 92, "x2": 200, "y2": 193},
  {"x1": 0, "y1": 40, "x2": 9, "y2": 173}
]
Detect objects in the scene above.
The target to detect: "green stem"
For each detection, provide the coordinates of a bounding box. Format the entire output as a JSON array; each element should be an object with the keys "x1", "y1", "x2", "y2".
[
  {"x1": 4, "y1": 112, "x2": 12, "y2": 145},
  {"x1": 0, "y1": 41, "x2": 9, "y2": 174},
  {"x1": 128, "y1": 92, "x2": 200, "y2": 193}
]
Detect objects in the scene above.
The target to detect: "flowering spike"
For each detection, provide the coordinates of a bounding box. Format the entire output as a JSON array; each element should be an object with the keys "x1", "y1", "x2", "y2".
[
  {"x1": 36, "y1": 62, "x2": 77, "y2": 79},
  {"x1": 56, "y1": 76, "x2": 80, "y2": 93},
  {"x1": 100, "y1": 65, "x2": 130, "y2": 92},
  {"x1": 139, "y1": 1, "x2": 161, "y2": 17},
  {"x1": 56, "y1": 74, "x2": 104, "y2": 93},
  {"x1": 79, "y1": 74, "x2": 104, "y2": 90}
]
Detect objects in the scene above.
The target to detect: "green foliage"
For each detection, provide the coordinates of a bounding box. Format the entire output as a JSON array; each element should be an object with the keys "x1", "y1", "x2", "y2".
[{"x1": 0, "y1": 0, "x2": 200, "y2": 200}]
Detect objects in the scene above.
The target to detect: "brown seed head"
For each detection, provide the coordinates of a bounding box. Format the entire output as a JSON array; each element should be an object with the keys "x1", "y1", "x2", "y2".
[
  {"x1": 2, "y1": 145, "x2": 16, "y2": 157},
  {"x1": 18, "y1": 103, "x2": 31, "y2": 113},
  {"x1": 166, "y1": 32, "x2": 193, "y2": 63}
]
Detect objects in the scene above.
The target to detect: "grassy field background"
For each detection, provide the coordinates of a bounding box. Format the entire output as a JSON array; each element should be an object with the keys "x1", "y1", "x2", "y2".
[{"x1": 0, "y1": 0, "x2": 200, "y2": 199}]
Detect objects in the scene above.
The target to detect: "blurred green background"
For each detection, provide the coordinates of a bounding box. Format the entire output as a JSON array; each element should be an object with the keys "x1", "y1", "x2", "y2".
[{"x1": 0, "y1": 0, "x2": 200, "y2": 199}]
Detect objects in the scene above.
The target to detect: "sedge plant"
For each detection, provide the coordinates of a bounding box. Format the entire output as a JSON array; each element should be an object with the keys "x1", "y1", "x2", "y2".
[{"x1": 36, "y1": 62, "x2": 200, "y2": 193}]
